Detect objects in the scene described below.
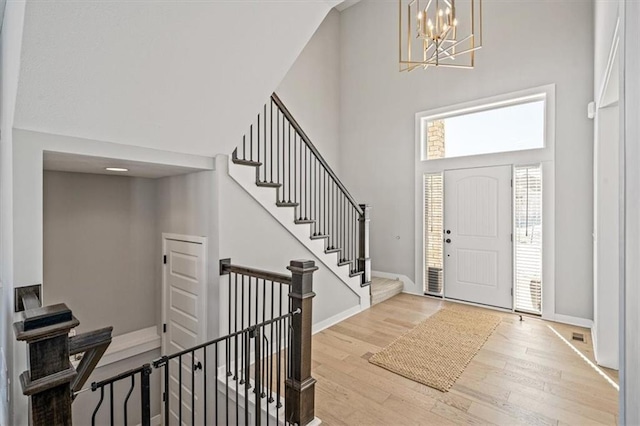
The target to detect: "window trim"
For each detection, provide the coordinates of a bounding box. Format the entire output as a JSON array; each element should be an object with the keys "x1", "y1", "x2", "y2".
[
  {"x1": 413, "y1": 85, "x2": 556, "y2": 322},
  {"x1": 416, "y1": 84, "x2": 556, "y2": 165}
]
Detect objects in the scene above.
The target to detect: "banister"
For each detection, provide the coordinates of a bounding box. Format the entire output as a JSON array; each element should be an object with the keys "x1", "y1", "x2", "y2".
[
  {"x1": 220, "y1": 261, "x2": 293, "y2": 284},
  {"x1": 271, "y1": 92, "x2": 364, "y2": 216}
]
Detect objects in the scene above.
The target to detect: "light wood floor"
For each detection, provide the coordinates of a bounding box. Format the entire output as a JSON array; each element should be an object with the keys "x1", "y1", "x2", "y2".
[{"x1": 312, "y1": 293, "x2": 619, "y2": 425}]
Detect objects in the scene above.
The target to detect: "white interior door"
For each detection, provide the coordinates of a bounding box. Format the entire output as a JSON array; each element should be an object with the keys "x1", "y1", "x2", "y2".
[
  {"x1": 444, "y1": 166, "x2": 513, "y2": 309},
  {"x1": 162, "y1": 236, "x2": 207, "y2": 425}
]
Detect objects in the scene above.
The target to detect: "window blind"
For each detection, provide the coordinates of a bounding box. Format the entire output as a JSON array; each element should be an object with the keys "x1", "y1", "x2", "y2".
[
  {"x1": 424, "y1": 173, "x2": 444, "y2": 294},
  {"x1": 514, "y1": 165, "x2": 543, "y2": 314}
]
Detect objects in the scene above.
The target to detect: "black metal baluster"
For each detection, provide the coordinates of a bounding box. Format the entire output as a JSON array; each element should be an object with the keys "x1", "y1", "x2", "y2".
[
  {"x1": 92, "y1": 387, "x2": 104, "y2": 426},
  {"x1": 179, "y1": 355, "x2": 183, "y2": 426},
  {"x1": 288, "y1": 124, "x2": 292, "y2": 203},
  {"x1": 265, "y1": 104, "x2": 268, "y2": 183},
  {"x1": 250, "y1": 124, "x2": 253, "y2": 161},
  {"x1": 248, "y1": 276, "x2": 252, "y2": 327},
  {"x1": 123, "y1": 375, "x2": 135, "y2": 426},
  {"x1": 299, "y1": 136, "x2": 303, "y2": 220},
  {"x1": 304, "y1": 144, "x2": 308, "y2": 220},
  {"x1": 164, "y1": 363, "x2": 169, "y2": 425},
  {"x1": 203, "y1": 346, "x2": 208, "y2": 426},
  {"x1": 234, "y1": 274, "x2": 238, "y2": 381},
  {"x1": 227, "y1": 273, "x2": 232, "y2": 376},
  {"x1": 240, "y1": 274, "x2": 245, "y2": 385},
  {"x1": 253, "y1": 327, "x2": 262, "y2": 425},
  {"x1": 109, "y1": 383, "x2": 114, "y2": 426},
  {"x1": 242, "y1": 135, "x2": 246, "y2": 161},
  {"x1": 352, "y1": 206, "x2": 356, "y2": 269},
  {"x1": 225, "y1": 340, "x2": 229, "y2": 425},
  {"x1": 264, "y1": 104, "x2": 273, "y2": 183},
  {"x1": 257, "y1": 114, "x2": 261, "y2": 175},
  {"x1": 324, "y1": 168, "x2": 328, "y2": 238},
  {"x1": 269, "y1": 280, "x2": 275, "y2": 403},
  {"x1": 261, "y1": 279, "x2": 267, "y2": 398},
  {"x1": 277, "y1": 284, "x2": 283, "y2": 411},
  {"x1": 214, "y1": 343, "x2": 218, "y2": 424},
  {"x1": 342, "y1": 194, "x2": 345, "y2": 262},
  {"x1": 270, "y1": 102, "x2": 274, "y2": 183},
  {"x1": 244, "y1": 330, "x2": 250, "y2": 426},
  {"x1": 191, "y1": 350, "x2": 195, "y2": 426},
  {"x1": 293, "y1": 132, "x2": 297, "y2": 206}
]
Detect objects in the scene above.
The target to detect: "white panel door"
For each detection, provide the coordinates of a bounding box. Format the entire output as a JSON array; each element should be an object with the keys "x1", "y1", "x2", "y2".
[
  {"x1": 163, "y1": 237, "x2": 207, "y2": 425},
  {"x1": 444, "y1": 166, "x2": 512, "y2": 309}
]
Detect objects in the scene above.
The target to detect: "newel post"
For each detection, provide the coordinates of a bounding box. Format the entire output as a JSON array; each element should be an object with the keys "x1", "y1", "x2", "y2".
[
  {"x1": 286, "y1": 259, "x2": 318, "y2": 425},
  {"x1": 359, "y1": 204, "x2": 372, "y2": 285},
  {"x1": 14, "y1": 303, "x2": 80, "y2": 426}
]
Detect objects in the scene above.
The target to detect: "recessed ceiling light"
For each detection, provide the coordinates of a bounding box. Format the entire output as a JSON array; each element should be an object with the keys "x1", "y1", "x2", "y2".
[{"x1": 105, "y1": 167, "x2": 129, "y2": 172}]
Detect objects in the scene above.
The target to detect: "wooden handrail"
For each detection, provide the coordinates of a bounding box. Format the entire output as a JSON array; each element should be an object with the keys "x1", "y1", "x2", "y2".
[
  {"x1": 220, "y1": 260, "x2": 293, "y2": 284},
  {"x1": 271, "y1": 92, "x2": 364, "y2": 216}
]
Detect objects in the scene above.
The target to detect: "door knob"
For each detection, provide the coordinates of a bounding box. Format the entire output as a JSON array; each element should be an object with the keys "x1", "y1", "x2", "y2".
[
  {"x1": 445, "y1": 238, "x2": 451, "y2": 243},
  {"x1": 446, "y1": 230, "x2": 451, "y2": 234}
]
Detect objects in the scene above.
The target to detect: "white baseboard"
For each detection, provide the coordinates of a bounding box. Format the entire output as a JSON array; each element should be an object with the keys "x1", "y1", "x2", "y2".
[
  {"x1": 551, "y1": 314, "x2": 594, "y2": 329},
  {"x1": 312, "y1": 305, "x2": 362, "y2": 335},
  {"x1": 371, "y1": 270, "x2": 417, "y2": 293}
]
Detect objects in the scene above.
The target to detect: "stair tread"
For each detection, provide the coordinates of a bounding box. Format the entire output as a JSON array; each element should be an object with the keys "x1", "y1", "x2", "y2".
[
  {"x1": 338, "y1": 260, "x2": 353, "y2": 266},
  {"x1": 325, "y1": 248, "x2": 341, "y2": 254},
  {"x1": 276, "y1": 201, "x2": 299, "y2": 207},
  {"x1": 310, "y1": 234, "x2": 329, "y2": 240},
  {"x1": 233, "y1": 158, "x2": 262, "y2": 167},
  {"x1": 370, "y1": 277, "x2": 403, "y2": 304},
  {"x1": 256, "y1": 181, "x2": 282, "y2": 188},
  {"x1": 294, "y1": 219, "x2": 315, "y2": 224}
]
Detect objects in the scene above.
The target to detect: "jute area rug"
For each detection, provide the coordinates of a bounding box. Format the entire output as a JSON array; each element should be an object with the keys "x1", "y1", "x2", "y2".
[{"x1": 369, "y1": 306, "x2": 501, "y2": 392}]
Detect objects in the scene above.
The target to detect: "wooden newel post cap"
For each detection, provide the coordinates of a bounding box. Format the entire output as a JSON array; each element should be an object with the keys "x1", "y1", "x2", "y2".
[
  {"x1": 14, "y1": 303, "x2": 79, "y2": 342},
  {"x1": 287, "y1": 260, "x2": 319, "y2": 274}
]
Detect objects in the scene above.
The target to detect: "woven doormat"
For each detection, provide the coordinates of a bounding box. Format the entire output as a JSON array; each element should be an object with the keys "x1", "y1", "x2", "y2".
[{"x1": 369, "y1": 307, "x2": 501, "y2": 392}]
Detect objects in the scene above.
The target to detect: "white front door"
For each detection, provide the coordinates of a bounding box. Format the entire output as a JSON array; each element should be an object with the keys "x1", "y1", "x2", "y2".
[
  {"x1": 162, "y1": 235, "x2": 207, "y2": 425},
  {"x1": 444, "y1": 166, "x2": 512, "y2": 309}
]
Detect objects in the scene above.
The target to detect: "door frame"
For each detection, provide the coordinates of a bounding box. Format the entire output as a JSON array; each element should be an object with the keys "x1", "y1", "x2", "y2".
[
  {"x1": 414, "y1": 85, "x2": 556, "y2": 321},
  {"x1": 161, "y1": 233, "x2": 209, "y2": 355}
]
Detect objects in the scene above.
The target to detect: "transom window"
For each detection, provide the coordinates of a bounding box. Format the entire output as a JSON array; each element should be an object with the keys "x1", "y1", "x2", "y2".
[{"x1": 420, "y1": 94, "x2": 547, "y2": 160}]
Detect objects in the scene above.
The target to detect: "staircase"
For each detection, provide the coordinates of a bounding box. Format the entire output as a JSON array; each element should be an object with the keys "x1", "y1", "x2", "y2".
[
  {"x1": 229, "y1": 93, "x2": 371, "y2": 295},
  {"x1": 370, "y1": 276, "x2": 404, "y2": 305}
]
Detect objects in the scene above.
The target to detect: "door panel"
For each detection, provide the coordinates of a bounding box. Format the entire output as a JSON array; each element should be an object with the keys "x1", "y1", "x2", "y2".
[
  {"x1": 444, "y1": 166, "x2": 512, "y2": 309},
  {"x1": 163, "y1": 238, "x2": 206, "y2": 425}
]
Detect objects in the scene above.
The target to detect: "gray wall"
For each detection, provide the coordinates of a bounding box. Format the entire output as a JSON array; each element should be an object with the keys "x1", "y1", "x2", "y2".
[
  {"x1": 338, "y1": 1, "x2": 595, "y2": 319},
  {"x1": 156, "y1": 170, "x2": 219, "y2": 339},
  {"x1": 276, "y1": 9, "x2": 342, "y2": 173},
  {"x1": 44, "y1": 171, "x2": 158, "y2": 336}
]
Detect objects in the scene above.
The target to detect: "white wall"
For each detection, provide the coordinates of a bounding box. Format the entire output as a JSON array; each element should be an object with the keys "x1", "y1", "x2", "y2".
[
  {"x1": 7, "y1": 129, "x2": 213, "y2": 426},
  {"x1": 43, "y1": 171, "x2": 158, "y2": 337},
  {"x1": 13, "y1": 1, "x2": 336, "y2": 158},
  {"x1": 277, "y1": 9, "x2": 342, "y2": 172},
  {"x1": 218, "y1": 157, "x2": 360, "y2": 328},
  {"x1": 338, "y1": 0, "x2": 595, "y2": 320},
  {"x1": 156, "y1": 170, "x2": 219, "y2": 339},
  {"x1": 595, "y1": 1, "x2": 619, "y2": 98},
  {"x1": 621, "y1": 1, "x2": 640, "y2": 422},
  {"x1": 0, "y1": 2, "x2": 26, "y2": 424}
]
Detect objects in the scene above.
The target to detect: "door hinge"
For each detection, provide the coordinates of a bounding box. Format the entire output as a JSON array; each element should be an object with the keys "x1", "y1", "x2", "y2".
[
  {"x1": 163, "y1": 323, "x2": 167, "y2": 333},
  {"x1": 511, "y1": 288, "x2": 513, "y2": 296},
  {"x1": 162, "y1": 392, "x2": 166, "y2": 402},
  {"x1": 511, "y1": 233, "x2": 513, "y2": 242},
  {"x1": 511, "y1": 179, "x2": 513, "y2": 187},
  {"x1": 163, "y1": 255, "x2": 167, "y2": 265}
]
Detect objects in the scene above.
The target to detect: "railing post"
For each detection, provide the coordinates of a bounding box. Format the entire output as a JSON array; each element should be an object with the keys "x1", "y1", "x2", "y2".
[
  {"x1": 285, "y1": 260, "x2": 318, "y2": 425},
  {"x1": 140, "y1": 364, "x2": 152, "y2": 426},
  {"x1": 359, "y1": 204, "x2": 372, "y2": 285},
  {"x1": 14, "y1": 302, "x2": 80, "y2": 426}
]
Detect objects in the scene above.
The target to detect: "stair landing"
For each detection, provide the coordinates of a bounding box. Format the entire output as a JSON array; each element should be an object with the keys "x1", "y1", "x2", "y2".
[{"x1": 370, "y1": 277, "x2": 404, "y2": 306}]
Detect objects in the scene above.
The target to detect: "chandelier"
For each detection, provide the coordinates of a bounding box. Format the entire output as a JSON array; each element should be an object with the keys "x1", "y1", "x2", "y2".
[{"x1": 399, "y1": 0, "x2": 483, "y2": 71}]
